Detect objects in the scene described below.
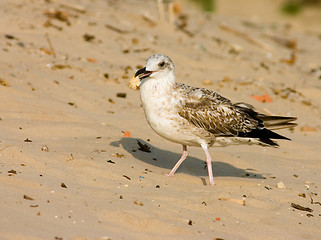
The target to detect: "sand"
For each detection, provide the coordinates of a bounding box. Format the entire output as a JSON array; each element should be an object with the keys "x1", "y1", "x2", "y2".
[{"x1": 0, "y1": 0, "x2": 320, "y2": 239}]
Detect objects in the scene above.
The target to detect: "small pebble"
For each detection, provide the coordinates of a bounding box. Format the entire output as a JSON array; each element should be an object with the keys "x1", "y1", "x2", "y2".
[
  {"x1": 229, "y1": 44, "x2": 243, "y2": 54},
  {"x1": 202, "y1": 79, "x2": 213, "y2": 85},
  {"x1": 277, "y1": 182, "x2": 285, "y2": 189},
  {"x1": 116, "y1": 93, "x2": 126, "y2": 98},
  {"x1": 41, "y1": 145, "x2": 49, "y2": 152}
]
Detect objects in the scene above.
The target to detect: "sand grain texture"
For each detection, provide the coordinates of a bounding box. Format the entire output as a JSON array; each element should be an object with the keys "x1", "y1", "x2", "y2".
[{"x1": 0, "y1": 0, "x2": 320, "y2": 239}]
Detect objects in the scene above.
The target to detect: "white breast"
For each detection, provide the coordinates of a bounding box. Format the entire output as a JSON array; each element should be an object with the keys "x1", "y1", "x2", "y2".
[{"x1": 139, "y1": 78, "x2": 205, "y2": 146}]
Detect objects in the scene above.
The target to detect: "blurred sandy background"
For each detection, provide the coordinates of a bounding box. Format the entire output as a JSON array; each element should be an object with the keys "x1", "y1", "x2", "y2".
[{"x1": 0, "y1": 0, "x2": 320, "y2": 239}]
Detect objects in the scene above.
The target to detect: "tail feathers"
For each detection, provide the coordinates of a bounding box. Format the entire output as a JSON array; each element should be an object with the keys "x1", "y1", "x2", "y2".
[
  {"x1": 233, "y1": 103, "x2": 297, "y2": 147},
  {"x1": 234, "y1": 103, "x2": 297, "y2": 130},
  {"x1": 259, "y1": 115, "x2": 297, "y2": 130},
  {"x1": 265, "y1": 122, "x2": 297, "y2": 130}
]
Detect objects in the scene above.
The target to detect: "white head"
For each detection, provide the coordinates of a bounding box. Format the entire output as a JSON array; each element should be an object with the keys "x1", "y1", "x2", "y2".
[{"x1": 134, "y1": 54, "x2": 175, "y2": 83}]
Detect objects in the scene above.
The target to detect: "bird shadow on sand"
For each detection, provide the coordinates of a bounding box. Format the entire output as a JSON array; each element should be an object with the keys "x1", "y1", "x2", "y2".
[{"x1": 110, "y1": 137, "x2": 264, "y2": 179}]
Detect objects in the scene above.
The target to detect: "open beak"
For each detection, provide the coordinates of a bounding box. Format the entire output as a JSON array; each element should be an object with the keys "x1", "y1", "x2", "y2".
[
  {"x1": 129, "y1": 67, "x2": 154, "y2": 90},
  {"x1": 135, "y1": 67, "x2": 154, "y2": 79}
]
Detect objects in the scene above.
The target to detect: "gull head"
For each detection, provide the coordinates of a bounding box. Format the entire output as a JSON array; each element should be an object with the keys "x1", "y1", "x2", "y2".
[{"x1": 129, "y1": 54, "x2": 174, "y2": 90}]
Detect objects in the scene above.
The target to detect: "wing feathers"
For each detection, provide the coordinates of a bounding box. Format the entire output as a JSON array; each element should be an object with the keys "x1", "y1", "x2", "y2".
[{"x1": 177, "y1": 84, "x2": 297, "y2": 146}]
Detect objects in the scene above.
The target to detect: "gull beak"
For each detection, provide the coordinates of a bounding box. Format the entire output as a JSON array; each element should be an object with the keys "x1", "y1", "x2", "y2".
[
  {"x1": 129, "y1": 67, "x2": 154, "y2": 90},
  {"x1": 135, "y1": 67, "x2": 154, "y2": 79}
]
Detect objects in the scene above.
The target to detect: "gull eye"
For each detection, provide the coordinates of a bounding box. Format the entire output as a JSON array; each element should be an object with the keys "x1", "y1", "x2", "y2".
[{"x1": 159, "y1": 61, "x2": 165, "y2": 67}]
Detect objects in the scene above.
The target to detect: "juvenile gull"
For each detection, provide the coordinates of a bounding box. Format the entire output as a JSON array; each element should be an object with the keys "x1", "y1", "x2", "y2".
[{"x1": 129, "y1": 54, "x2": 296, "y2": 186}]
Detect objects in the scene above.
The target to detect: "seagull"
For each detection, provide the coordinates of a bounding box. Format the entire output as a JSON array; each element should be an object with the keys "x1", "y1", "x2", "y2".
[{"x1": 129, "y1": 54, "x2": 297, "y2": 186}]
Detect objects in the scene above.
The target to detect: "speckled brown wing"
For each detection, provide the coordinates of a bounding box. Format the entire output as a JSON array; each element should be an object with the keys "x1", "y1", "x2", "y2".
[
  {"x1": 177, "y1": 84, "x2": 295, "y2": 146},
  {"x1": 179, "y1": 97, "x2": 259, "y2": 137},
  {"x1": 176, "y1": 84, "x2": 259, "y2": 136}
]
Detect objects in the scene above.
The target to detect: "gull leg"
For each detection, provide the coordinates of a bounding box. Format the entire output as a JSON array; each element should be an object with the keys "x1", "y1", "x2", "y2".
[
  {"x1": 201, "y1": 144, "x2": 215, "y2": 186},
  {"x1": 166, "y1": 145, "x2": 187, "y2": 177}
]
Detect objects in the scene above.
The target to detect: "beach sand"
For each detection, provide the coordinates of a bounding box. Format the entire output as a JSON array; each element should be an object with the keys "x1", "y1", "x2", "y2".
[{"x1": 0, "y1": 0, "x2": 320, "y2": 239}]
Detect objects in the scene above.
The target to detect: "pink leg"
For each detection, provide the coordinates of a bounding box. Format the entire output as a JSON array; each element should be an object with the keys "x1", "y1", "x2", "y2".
[
  {"x1": 201, "y1": 144, "x2": 215, "y2": 186},
  {"x1": 166, "y1": 145, "x2": 188, "y2": 177}
]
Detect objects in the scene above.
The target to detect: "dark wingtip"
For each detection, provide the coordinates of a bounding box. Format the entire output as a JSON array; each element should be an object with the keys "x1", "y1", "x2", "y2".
[
  {"x1": 259, "y1": 138, "x2": 279, "y2": 147},
  {"x1": 238, "y1": 128, "x2": 292, "y2": 148}
]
